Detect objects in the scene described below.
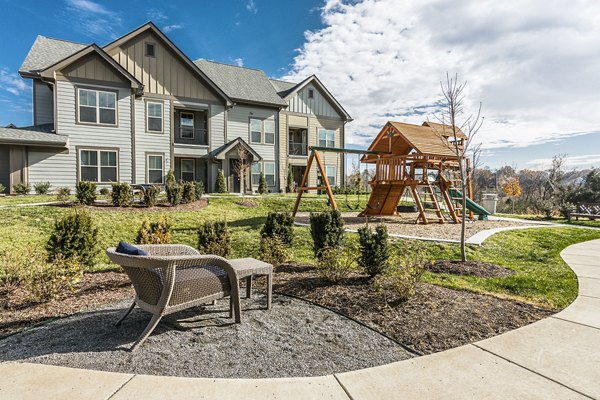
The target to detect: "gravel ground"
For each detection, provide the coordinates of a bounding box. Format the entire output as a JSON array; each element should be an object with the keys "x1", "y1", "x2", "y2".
[
  {"x1": 295, "y1": 212, "x2": 536, "y2": 241},
  {"x1": 0, "y1": 294, "x2": 413, "y2": 378}
]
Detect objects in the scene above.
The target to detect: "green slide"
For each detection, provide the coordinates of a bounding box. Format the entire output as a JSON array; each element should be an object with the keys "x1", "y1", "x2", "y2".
[{"x1": 447, "y1": 189, "x2": 491, "y2": 220}]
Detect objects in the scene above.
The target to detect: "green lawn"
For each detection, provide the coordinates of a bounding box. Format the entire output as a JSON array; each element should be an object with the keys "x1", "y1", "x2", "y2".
[
  {"x1": 0, "y1": 194, "x2": 71, "y2": 205},
  {"x1": 496, "y1": 213, "x2": 600, "y2": 228},
  {"x1": 1, "y1": 196, "x2": 598, "y2": 309}
]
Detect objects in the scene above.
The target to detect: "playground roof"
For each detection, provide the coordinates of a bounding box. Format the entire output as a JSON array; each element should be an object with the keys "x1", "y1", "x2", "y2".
[{"x1": 422, "y1": 121, "x2": 468, "y2": 139}]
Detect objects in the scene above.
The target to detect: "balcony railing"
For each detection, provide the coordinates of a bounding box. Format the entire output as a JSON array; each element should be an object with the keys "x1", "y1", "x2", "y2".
[
  {"x1": 288, "y1": 141, "x2": 308, "y2": 156},
  {"x1": 175, "y1": 127, "x2": 208, "y2": 146}
]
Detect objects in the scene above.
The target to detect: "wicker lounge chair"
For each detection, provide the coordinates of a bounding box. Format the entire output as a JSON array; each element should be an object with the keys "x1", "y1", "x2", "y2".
[{"x1": 106, "y1": 244, "x2": 241, "y2": 351}]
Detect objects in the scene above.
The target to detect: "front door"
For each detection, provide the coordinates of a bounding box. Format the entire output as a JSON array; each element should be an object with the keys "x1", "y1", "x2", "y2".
[
  {"x1": 292, "y1": 166, "x2": 307, "y2": 190},
  {"x1": 229, "y1": 158, "x2": 241, "y2": 193}
]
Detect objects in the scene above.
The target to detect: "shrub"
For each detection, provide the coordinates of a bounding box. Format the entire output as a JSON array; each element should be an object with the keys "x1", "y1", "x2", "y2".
[
  {"x1": 286, "y1": 166, "x2": 294, "y2": 193},
  {"x1": 111, "y1": 182, "x2": 133, "y2": 207},
  {"x1": 258, "y1": 172, "x2": 268, "y2": 194},
  {"x1": 56, "y1": 187, "x2": 71, "y2": 203},
  {"x1": 99, "y1": 187, "x2": 110, "y2": 196},
  {"x1": 12, "y1": 183, "x2": 31, "y2": 195},
  {"x1": 46, "y1": 210, "x2": 99, "y2": 269},
  {"x1": 198, "y1": 220, "x2": 230, "y2": 257},
  {"x1": 166, "y1": 169, "x2": 176, "y2": 188},
  {"x1": 166, "y1": 184, "x2": 183, "y2": 206},
  {"x1": 258, "y1": 236, "x2": 292, "y2": 267},
  {"x1": 559, "y1": 202, "x2": 575, "y2": 219},
  {"x1": 182, "y1": 181, "x2": 196, "y2": 204},
  {"x1": 215, "y1": 169, "x2": 227, "y2": 193},
  {"x1": 315, "y1": 239, "x2": 357, "y2": 283},
  {"x1": 76, "y1": 181, "x2": 97, "y2": 205},
  {"x1": 33, "y1": 181, "x2": 52, "y2": 195},
  {"x1": 309, "y1": 210, "x2": 345, "y2": 259},
  {"x1": 0, "y1": 183, "x2": 5, "y2": 194},
  {"x1": 373, "y1": 243, "x2": 427, "y2": 302},
  {"x1": 260, "y1": 212, "x2": 294, "y2": 245},
  {"x1": 358, "y1": 224, "x2": 391, "y2": 277},
  {"x1": 143, "y1": 185, "x2": 159, "y2": 207},
  {"x1": 136, "y1": 216, "x2": 171, "y2": 244},
  {"x1": 194, "y1": 180, "x2": 205, "y2": 200}
]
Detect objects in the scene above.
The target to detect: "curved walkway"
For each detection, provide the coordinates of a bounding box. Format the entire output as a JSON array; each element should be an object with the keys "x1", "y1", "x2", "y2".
[{"x1": 1, "y1": 240, "x2": 599, "y2": 399}]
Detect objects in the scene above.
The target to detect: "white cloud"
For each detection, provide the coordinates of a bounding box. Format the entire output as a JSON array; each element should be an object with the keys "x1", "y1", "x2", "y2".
[
  {"x1": 64, "y1": 0, "x2": 122, "y2": 39},
  {"x1": 283, "y1": 0, "x2": 600, "y2": 151},
  {"x1": 146, "y1": 8, "x2": 168, "y2": 23},
  {"x1": 232, "y1": 58, "x2": 244, "y2": 67},
  {"x1": 163, "y1": 24, "x2": 183, "y2": 33},
  {"x1": 66, "y1": 0, "x2": 111, "y2": 15},
  {"x1": 0, "y1": 68, "x2": 28, "y2": 96},
  {"x1": 527, "y1": 154, "x2": 600, "y2": 170},
  {"x1": 246, "y1": 0, "x2": 258, "y2": 13}
]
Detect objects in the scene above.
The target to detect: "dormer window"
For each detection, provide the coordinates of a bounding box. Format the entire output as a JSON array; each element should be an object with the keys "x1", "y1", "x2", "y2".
[
  {"x1": 308, "y1": 89, "x2": 314, "y2": 99},
  {"x1": 145, "y1": 43, "x2": 155, "y2": 57}
]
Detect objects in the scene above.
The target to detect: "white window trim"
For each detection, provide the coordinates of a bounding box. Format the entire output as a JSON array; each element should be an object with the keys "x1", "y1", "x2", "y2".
[
  {"x1": 249, "y1": 117, "x2": 262, "y2": 144},
  {"x1": 78, "y1": 148, "x2": 118, "y2": 183},
  {"x1": 146, "y1": 101, "x2": 163, "y2": 133},
  {"x1": 180, "y1": 112, "x2": 195, "y2": 139},
  {"x1": 326, "y1": 165, "x2": 336, "y2": 186},
  {"x1": 249, "y1": 117, "x2": 276, "y2": 146},
  {"x1": 251, "y1": 162, "x2": 262, "y2": 186},
  {"x1": 263, "y1": 161, "x2": 276, "y2": 187},
  {"x1": 318, "y1": 128, "x2": 335, "y2": 148},
  {"x1": 147, "y1": 154, "x2": 165, "y2": 184},
  {"x1": 180, "y1": 158, "x2": 196, "y2": 181},
  {"x1": 77, "y1": 88, "x2": 117, "y2": 126}
]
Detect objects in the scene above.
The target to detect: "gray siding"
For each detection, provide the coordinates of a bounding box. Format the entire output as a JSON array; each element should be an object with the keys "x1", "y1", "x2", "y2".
[
  {"x1": 287, "y1": 83, "x2": 342, "y2": 119},
  {"x1": 28, "y1": 148, "x2": 70, "y2": 188},
  {"x1": 209, "y1": 104, "x2": 225, "y2": 151},
  {"x1": 0, "y1": 146, "x2": 9, "y2": 191},
  {"x1": 134, "y1": 97, "x2": 171, "y2": 183},
  {"x1": 33, "y1": 80, "x2": 54, "y2": 125}
]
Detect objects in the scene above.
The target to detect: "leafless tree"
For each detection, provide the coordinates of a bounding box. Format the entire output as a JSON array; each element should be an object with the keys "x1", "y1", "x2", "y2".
[
  {"x1": 233, "y1": 145, "x2": 250, "y2": 198},
  {"x1": 431, "y1": 72, "x2": 484, "y2": 262}
]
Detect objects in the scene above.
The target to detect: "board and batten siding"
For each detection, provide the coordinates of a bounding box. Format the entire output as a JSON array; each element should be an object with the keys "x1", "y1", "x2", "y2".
[
  {"x1": 108, "y1": 30, "x2": 218, "y2": 101},
  {"x1": 27, "y1": 79, "x2": 133, "y2": 189},
  {"x1": 287, "y1": 83, "x2": 340, "y2": 119},
  {"x1": 33, "y1": 80, "x2": 54, "y2": 125},
  {"x1": 134, "y1": 97, "x2": 171, "y2": 183},
  {"x1": 60, "y1": 52, "x2": 129, "y2": 84}
]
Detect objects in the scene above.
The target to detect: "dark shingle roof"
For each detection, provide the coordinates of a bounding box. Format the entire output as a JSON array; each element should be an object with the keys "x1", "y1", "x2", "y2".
[
  {"x1": 0, "y1": 124, "x2": 68, "y2": 147},
  {"x1": 269, "y1": 79, "x2": 299, "y2": 98},
  {"x1": 194, "y1": 60, "x2": 287, "y2": 107},
  {"x1": 20, "y1": 36, "x2": 87, "y2": 74}
]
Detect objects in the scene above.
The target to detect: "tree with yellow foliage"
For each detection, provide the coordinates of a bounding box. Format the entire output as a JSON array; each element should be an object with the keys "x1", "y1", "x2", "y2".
[{"x1": 502, "y1": 177, "x2": 522, "y2": 214}]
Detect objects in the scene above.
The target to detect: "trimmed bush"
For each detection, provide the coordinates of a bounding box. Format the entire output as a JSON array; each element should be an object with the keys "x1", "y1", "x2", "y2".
[
  {"x1": 0, "y1": 184, "x2": 5, "y2": 194},
  {"x1": 258, "y1": 172, "x2": 268, "y2": 194},
  {"x1": 215, "y1": 169, "x2": 227, "y2": 193},
  {"x1": 198, "y1": 220, "x2": 230, "y2": 257},
  {"x1": 12, "y1": 183, "x2": 31, "y2": 195},
  {"x1": 76, "y1": 181, "x2": 97, "y2": 205},
  {"x1": 182, "y1": 181, "x2": 196, "y2": 204},
  {"x1": 111, "y1": 182, "x2": 133, "y2": 207},
  {"x1": 315, "y1": 240, "x2": 357, "y2": 283},
  {"x1": 258, "y1": 236, "x2": 292, "y2": 267},
  {"x1": 373, "y1": 243, "x2": 427, "y2": 302},
  {"x1": 143, "y1": 185, "x2": 159, "y2": 207},
  {"x1": 136, "y1": 216, "x2": 171, "y2": 244},
  {"x1": 166, "y1": 184, "x2": 183, "y2": 206},
  {"x1": 46, "y1": 210, "x2": 99, "y2": 269},
  {"x1": 194, "y1": 180, "x2": 205, "y2": 200},
  {"x1": 33, "y1": 181, "x2": 51, "y2": 195},
  {"x1": 286, "y1": 166, "x2": 294, "y2": 193},
  {"x1": 99, "y1": 187, "x2": 110, "y2": 196},
  {"x1": 357, "y1": 224, "x2": 390, "y2": 277},
  {"x1": 309, "y1": 210, "x2": 345, "y2": 259},
  {"x1": 56, "y1": 187, "x2": 71, "y2": 203},
  {"x1": 260, "y1": 212, "x2": 294, "y2": 245},
  {"x1": 166, "y1": 169, "x2": 176, "y2": 188}
]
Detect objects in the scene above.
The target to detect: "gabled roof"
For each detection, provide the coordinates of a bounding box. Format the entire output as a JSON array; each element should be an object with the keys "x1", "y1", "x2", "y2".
[
  {"x1": 281, "y1": 75, "x2": 352, "y2": 121},
  {"x1": 195, "y1": 60, "x2": 288, "y2": 108},
  {"x1": 422, "y1": 121, "x2": 468, "y2": 139},
  {"x1": 0, "y1": 124, "x2": 68, "y2": 147},
  {"x1": 103, "y1": 22, "x2": 231, "y2": 105},
  {"x1": 210, "y1": 137, "x2": 262, "y2": 161},
  {"x1": 39, "y1": 44, "x2": 143, "y2": 91},
  {"x1": 269, "y1": 79, "x2": 297, "y2": 98},
  {"x1": 19, "y1": 36, "x2": 88, "y2": 76}
]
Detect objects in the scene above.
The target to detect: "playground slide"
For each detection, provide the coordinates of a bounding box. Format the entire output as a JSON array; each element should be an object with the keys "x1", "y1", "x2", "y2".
[{"x1": 447, "y1": 189, "x2": 491, "y2": 217}]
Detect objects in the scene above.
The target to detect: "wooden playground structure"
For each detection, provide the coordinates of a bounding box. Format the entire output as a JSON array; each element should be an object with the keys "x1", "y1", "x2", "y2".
[{"x1": 292, "y1": 121, "x2": 489, "y2": 224}]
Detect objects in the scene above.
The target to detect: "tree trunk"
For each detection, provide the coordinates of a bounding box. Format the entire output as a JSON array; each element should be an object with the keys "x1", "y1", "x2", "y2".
[{"x1": 459, "y1": 161, "x2": 467, "y2": 262}]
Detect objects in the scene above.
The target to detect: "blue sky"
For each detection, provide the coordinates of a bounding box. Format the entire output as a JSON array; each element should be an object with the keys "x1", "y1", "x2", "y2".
[{"x1": 1, "y1": 0, "x2": 599, "y2": 170}]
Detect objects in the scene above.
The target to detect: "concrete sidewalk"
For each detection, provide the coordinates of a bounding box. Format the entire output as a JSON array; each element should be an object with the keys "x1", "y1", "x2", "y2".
[{"x1": 1, "y1": 240, "x2": 599, "y2": 399}]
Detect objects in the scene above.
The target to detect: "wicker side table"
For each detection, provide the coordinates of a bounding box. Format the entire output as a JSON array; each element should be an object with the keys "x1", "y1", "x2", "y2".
[{"x1": 229, "y1": 258, "x2": 273, "y2": 309}]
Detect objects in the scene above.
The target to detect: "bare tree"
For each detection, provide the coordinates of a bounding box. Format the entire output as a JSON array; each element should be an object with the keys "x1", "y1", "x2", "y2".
[
  {"x1": 233, "y1": 145, "x2": 250, "y2": 198},
  {"x1": 432, "y1": 73, "x2": 484, "y2": 262}
]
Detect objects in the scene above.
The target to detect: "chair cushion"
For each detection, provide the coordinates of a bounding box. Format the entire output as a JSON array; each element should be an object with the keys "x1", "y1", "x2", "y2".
[{"x1": 116, "y1": 241, "x2": 148, "y2": 256}]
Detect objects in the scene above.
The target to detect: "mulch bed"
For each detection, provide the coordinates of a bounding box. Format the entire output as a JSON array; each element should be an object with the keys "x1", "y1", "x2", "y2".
[
  {"x1": 273, "y1": 263, "x2": 553, "y2": 354},
  {"x1": 235, "y1": 200, "x2": 259, "y2": 208},
  {"x1": 427, "y1": 260, "x2": 514, "y2": 278}
]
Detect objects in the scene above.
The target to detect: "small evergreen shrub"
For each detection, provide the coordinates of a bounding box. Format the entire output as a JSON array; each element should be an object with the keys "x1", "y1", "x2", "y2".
[
  {"x1": 286, "y1": 167, "x2": 294, "y2": 193},
  {"x1": 46, "y1": 210, "x2": 99, "y2": 269},
  {"x1": 198, "y1": 220, "x2": 230, "y2": 257},
  {"x1": 12, "y1": 183, "x2": 31, "y2": 195},
  {"x1": 56, "y1": 187, "x2": 71, "y2": 202},
  {"x1": 136, "y1": 216, "x2": 171, "y2": 244},
  {"x1": 76, "y1": 181, "x2": 97, "y2": 205},
  {"x1": 143, "y1": 185, "x2": 159, "y2": 207},
  {"x1": 182, "y1": 181, "x2": 196, "y2": 204},
  {"x1": 166, "y1": 184, "x2": 183, "y2": 206},
  {"x1": 99, "y1": 187, "x2": 110, "y2": 196},
  {"x1": 309, "y1": 210, "x2": 345, "y2": 259},
  {"x1": 373, "y1": 243, "x2": 427, "y2": 302},
  {"x1": 194, "y1": 180, "x2": 205, "y2": 200},
  {"x1": 33, "y1": 181, "x2": 51, "y2": 195},
  {"x1": 258, "y1": 236, "x2": 292, "y2": 267},
  {"x1": 166, "y1": 169, "x2": 176, "y2": 188},
  {"x1": 258, "y1": 172, "x2": 268, "y2": 194},
  {"x1": 0, "y1": 184, "x2": 5, "y2": 194},
  {"x1": 260, "y1": 212, "x2": 294, "y2": 245},
  {"x1": 315, "y1": 240, "x2": 357, "y2": 283},
  {"x1": 357, "y1": 224, "x2": 391, "y2": 277},
  {"x1": 215, "y1": 169, "x2": 227, "y2": 193},
  {"x1": 111, "y1": 182, "x2": 133, "y2": 207}
]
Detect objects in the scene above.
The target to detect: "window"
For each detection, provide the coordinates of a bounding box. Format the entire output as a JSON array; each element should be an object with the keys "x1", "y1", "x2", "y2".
[
  {"x1": 318, "y1": 129, "x2": 335, "y2": 148},
  {"x1": 147, "y1": 155, "x2": 164, "y2": 184},
  {"x1": 251, "y1": 163, "x2": 261, "y2": 185},
  {"x1": 78, "y1": 88, "x2": 116, "y2": 125},
  {"x1": 250, "y1": 118, "x2": 261, "y2": 143},
  {"x1": 147, "y1": 101, "x2": 163, "y2": 132},
  {"x1": 264, "y1": 120, "x2": 275, "y2": 144},
  {"x1": 180, "y1": 159, "x2": 195, "y2": 182},
  {"x1": 145, "y1": 43, "x2": 155, "y2": 57},
  {"x1": 79, "y1": 149, "x2": 117, "y2": 182},
  {"x1": 308, "y1": 89, "x2": 314, "y2": 99},
  {"x1": 326, "y1": 165, "x2": 336, "y2": 187},
  {"x1": 180, "y1": 112, "x2": 195, "y2": 139},
  {"x1": 264, "y1": 162, "x2": 275, "y2": 187}
]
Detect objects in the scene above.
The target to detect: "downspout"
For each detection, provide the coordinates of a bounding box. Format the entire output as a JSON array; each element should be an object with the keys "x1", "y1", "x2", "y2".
[{"x1": 131, "y1": 93, "x2": 136, "y2": 184}]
